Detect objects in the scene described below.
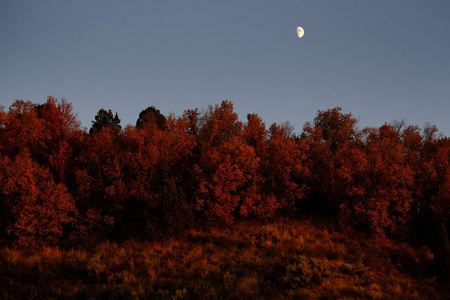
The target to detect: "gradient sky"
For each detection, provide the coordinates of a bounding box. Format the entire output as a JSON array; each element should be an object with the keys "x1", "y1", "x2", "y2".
[{"x1": 1, "y1": 0, "x2": 450, "y2": 135}]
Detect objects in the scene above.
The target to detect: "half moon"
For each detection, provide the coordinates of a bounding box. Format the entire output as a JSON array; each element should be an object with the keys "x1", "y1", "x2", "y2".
[{"x1": 297, "y1": 26, "x2": 304, "y2": 38}]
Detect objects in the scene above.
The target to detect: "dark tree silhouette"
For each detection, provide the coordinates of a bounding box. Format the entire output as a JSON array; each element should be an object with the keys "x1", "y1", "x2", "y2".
[
  {"x1": 90, "y1": 108, "x2": 121, "y2": 134},
  {"x1": 136, "y1": 106, "x2": 167, "y2": 130},
  {"x1": 434, "y1": 222, "x2": 450, "y2": 282},
  {"x1": 158, "y1": 177, "x2": 194, "y2": 235}
]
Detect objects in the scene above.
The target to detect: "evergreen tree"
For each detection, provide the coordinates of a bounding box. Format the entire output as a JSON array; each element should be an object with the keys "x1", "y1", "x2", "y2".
[
  {"x1": 136, "y1": 106, "x2": 167, "y2": 130},
  {"x1": 159, "y1": 177, "x2": 194, "y2": 235},
  {"x1": 90, "y1": 108, "x2": 121, "y2": 134},
  {"x1": 435, "y1": 222, "x2": 450, "y2": 282}
]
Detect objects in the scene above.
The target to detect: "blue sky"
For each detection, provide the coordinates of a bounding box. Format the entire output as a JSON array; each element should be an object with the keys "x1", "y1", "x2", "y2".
[{"x1": 1, "y1": 0, "x2": 450, "y2": 135}]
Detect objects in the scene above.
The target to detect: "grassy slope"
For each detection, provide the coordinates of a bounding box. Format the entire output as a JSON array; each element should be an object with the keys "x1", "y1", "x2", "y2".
[{"x1": 0, "y1": 217, "x2": 447, "y2": 299}]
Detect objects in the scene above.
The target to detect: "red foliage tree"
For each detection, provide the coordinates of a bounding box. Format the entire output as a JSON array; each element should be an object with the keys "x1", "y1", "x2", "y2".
[
  {"x1": 0, "y1": 152, "x2": 76, "y2": 248},
  {"x1": 2, "y1": 97, "x2": 450, "y2": 247},
  {"x1": 72, "y1": 127, "x2": 123, "y2": 239},
  {"x1": 262, "y1": 122, "x2": 308, "y2": 212},
  {"x1": 301, "y1": 107, "x2": 360, "y2": 210},
  {"x1": 36, "y1": 96, "x2": 81, "y2": 143},
  {"x1": 339, "y1": 125, "x2": 414, "y2": 236},
  {"x1": 242, "y1": 113, "x2": 279, "y2": 217},
  {"x1": 0, "y1": 100, "x2": 46, "y2": 159},
  {"x1": 194, "y1": 101, "x2": 261, "y2": 223}
]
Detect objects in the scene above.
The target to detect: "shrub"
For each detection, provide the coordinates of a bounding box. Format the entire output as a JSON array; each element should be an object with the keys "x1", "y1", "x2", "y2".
[
  {"x1": 87, "y1": 254, "x2": 106, "y2": 278},
  {"x1": 283, "y1": 255, "x2": 331, "y2": 288},
  {"x1": 338, "y1": 261, "x2": 365, "y2": 275}
]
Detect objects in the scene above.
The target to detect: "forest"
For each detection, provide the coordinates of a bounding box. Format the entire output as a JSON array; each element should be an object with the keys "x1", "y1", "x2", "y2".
[{"x1": 0, "y1": 97, "x2": 449, "y2": 299}]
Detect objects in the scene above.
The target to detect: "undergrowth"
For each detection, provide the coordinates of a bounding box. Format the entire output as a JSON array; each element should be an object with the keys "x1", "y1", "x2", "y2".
[{"x1": 0, "y1": 217, "x2": 445, "y2": 299}]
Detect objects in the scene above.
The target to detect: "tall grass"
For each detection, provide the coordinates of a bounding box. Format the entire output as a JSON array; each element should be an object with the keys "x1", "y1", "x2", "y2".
[{"x1": 0, "y1": 217, "x2": 445, "y2": 299}]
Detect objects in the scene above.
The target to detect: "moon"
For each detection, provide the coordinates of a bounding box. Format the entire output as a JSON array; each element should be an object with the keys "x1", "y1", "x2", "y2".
[{"x1": 297, "y1": 26, "x2": 304, "y2": 38}]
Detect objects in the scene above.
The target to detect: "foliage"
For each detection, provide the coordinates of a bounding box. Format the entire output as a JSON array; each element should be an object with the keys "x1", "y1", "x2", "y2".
[
  {"x1": 89, "y1": 108, "x2": 121, "y2": 134},
  {"x1": 194, "y1": 101, "x2": 262, "y2": 223},
  {"x1": 435, "y1": 222, "x2": 450, "y2": 282},
  {"x1": 0, "y1": 218, "x2": 445, "y2": 299},
  {"x1": 2, "y1": 96, "x2": 450, "y2": 285},
  {"x1": 313, "y1": 106, "x2": 359, "y2": 152},
  {"x1": 284, "y1": 255, "x2": 331, "y2": 287},
  {"x1": 0, "y1": 152, "x2": 76, "y2": 249},
  {"x1": 136, "y1": 106, "x2": 167, "y2": 130}
]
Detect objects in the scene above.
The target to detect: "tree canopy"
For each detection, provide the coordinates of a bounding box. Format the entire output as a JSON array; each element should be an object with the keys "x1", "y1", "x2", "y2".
[
  {"x1": 89, "y1": 108, "x2": 121, "y2": 134},
  {"x1": 1, "y1": 96, "x2": 449, "y2": 283}
]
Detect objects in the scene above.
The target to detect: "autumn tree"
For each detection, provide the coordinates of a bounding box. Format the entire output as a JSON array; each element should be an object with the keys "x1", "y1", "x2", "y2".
[
  {"x1": 260, "y1": 122, "x2": 308, "y2": 214},
  {"x1": 338, "y1": 125, "x2": 414, "y2": 236},
  {"x1": 242, "y1": 114, "x2": 277, "y2": 216},
  {"x1": 35, "y1": 97, "x2": 82, "y2": 183},
  {"x1": 72, "y1": 126, "x2": 123, "y2": 240},
  {"x1": 412, "y1": 128, "x2": 449, "y2": 226},
  {"x1": 92, "y1": 109, "x2": 197, "y2": 239},
  {"x1": 0, "y1": 104, "x2": 6, "y2": 157},
  {"x1": 4, "y1": 96, "x2": 450, "y2": 249},
  {"x1": 66, "y1": 108, "x2": 126, "y2": 240},
  {"x1": 0, "y1": 152, "x2": 76, "y2": 248},
  {"x1": 243, "y1": 114, "x2": 306, "y2": 217},
  {"x1": 0, "y1": 100, "x2": 46, "y2": 159},
  {"x1": 0, "y1": 97, "x2": 81, "y2": 158},
  {"x1": 36, "y1": 96, "x2": 81, "y2": 141},
  {"x1": 313, "y1": 107, "x2": 359, "y2": 152},
  {"x1": 115, "y1": 116, "x2": 195, "y2": 239},
  {"x1": 301, "y1": 109, "x2": 415, "y2": 237},
  {"x1": 301, "y1": 107, "x2": 361, "y2": 211},
  {"x1": 243, "y1": 113, "x2": 268, "y2": 156},
  {"x1": 183, "y1": 108, "x2": 201, "y2": 137},
  {"x1": 409, "y1": 135, "x2": 450, "y2": 268},
  {"x1": 194, "y1": 101, "x2": 261, "y2": 223},
  {"x1": 0, "y1": 104, "x2": 5, "y2": 131}
]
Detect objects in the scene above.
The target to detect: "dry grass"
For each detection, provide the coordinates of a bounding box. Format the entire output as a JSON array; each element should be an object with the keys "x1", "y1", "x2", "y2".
[{"x1": 0, "y1": 217, "x2": 446, "y2": 299}]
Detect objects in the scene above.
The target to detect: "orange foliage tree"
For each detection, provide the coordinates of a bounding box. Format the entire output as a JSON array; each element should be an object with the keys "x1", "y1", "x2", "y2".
[
  {"x1": 72, "y1": 126, "x2": 123, "y2": 240},
  {"x1": 262, "y1": 122, "x2": 308, "y2": 213},
  {"x1": 242, "y1": 113, "x2": 276, "y2": 216},
  {"x1": 115, "y1": 112, "x2": 196, "y2": 238},
  {"x1": 0, "y1": 100, "x2": 46, "y2": 160},
  {"x1": 339, "y1": 125, "x2": 414, "y2": 236},
  {"x1": 301, "y1": 107, "x2": 361, "y2": 211},
  {"x1": 194, "y1": 101, "x2": 261, "y2": 223},
  {"x1": 0, "y1": 152, "x2": 76, "y2": 248},
  {"x1": 1, "y1": 97, "x2": 450, "y2": 248}
]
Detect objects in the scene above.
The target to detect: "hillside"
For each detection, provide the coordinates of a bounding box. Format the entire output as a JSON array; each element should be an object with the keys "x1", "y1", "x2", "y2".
[
  {"x1": 1, "y1": 98, "x2": 450, "y2": 298},
  {"x1": 0, "y1": 217, "x2": 446, "y2": 299}
]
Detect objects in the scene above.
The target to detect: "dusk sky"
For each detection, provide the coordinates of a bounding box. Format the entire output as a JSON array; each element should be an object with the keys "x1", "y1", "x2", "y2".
[{"x1": 1, "y1": 0, "x2": 450, "y2": 135}]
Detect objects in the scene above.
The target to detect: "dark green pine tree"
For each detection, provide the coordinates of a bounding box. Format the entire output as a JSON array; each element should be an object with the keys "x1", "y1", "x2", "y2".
[
  {"x1": 89, "y1": 108, "x2": 121, "y2": 134},
  {"x1": 435, "y1": 222, "x2": 450, "y2": 283},
  {"x1": 159, "y1": 177, "x2": 194, "y2": 235}
]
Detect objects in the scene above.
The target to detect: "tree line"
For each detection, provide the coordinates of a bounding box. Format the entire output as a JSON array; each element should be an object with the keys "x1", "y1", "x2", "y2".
[{"x1": 0, "y1": 97, "x2": 449, "y2": 266}]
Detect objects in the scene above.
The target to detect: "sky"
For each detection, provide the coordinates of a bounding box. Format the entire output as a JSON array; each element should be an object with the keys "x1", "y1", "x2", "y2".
[{"x1": 1, "y1": 0, "x2": 450, "y2": 135}]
